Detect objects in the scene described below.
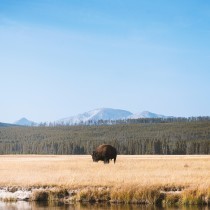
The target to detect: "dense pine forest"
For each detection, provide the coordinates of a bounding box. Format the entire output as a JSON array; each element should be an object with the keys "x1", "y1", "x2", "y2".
[{"x1": 0, "y1": 118, "x2": 210, "y2": 155}]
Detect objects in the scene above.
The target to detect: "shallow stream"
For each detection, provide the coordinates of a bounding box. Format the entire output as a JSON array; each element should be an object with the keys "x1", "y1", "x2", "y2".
[{"x1": 1, "y1": 201, "x2": 210, "y2": 210}]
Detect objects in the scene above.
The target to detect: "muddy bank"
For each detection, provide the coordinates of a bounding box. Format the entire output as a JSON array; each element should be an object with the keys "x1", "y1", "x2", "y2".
[{"x1": 0, "y1": 186, "x2": 209, "y2": 206}]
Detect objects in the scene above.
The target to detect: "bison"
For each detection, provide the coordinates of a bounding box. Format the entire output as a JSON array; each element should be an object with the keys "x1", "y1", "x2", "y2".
[{"x1": 92, "y1": 144, "x2": 117, "y2": 164}]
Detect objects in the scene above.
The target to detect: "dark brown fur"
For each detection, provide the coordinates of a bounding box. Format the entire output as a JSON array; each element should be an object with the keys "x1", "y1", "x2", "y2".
[{"x1": 92, "y1": 144, "x2": 117, "y2": 164}]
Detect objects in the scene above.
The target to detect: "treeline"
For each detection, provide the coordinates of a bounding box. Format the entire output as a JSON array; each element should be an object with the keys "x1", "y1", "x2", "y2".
[
  {"x1": 42, "y1": 116, "x2": 210, "y2": 126},
  {"x1": 0, "y1": 120, "x2": 210, "y2": 155},
  {"x1": 0, "y1": 122, "x2": 18, "y2": 127}
]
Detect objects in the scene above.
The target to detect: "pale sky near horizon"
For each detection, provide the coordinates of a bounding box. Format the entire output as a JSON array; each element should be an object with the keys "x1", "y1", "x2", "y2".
[{"x1": 0, "y1": 0, "x2": 210, "y2": 123}]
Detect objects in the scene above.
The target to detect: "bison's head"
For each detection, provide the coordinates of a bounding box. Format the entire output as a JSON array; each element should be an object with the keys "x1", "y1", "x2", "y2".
[{"x1": 92, "y1": 151, "x2": 99, "y2": 162}]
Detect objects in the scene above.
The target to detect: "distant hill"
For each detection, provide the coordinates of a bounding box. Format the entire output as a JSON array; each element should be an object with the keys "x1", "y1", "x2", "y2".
[
  {"x1": 128, "y1": 111, "x2": 170, "y2": 119},
  {"x1": 55, "y1": 108, "x2": 171, "y2": 125},
  {"x1": 0, "y1": 122, "x2": 18, "y2": 127},
  {"x1": 56, "y1": 108, "x2": 133, "y2": 125},
  {"x1": 14, "y1": 118, "x2": 37, "y2": 126},
  {"x1": 0, "y1": 120, "x2": 210, "y2": 155}
]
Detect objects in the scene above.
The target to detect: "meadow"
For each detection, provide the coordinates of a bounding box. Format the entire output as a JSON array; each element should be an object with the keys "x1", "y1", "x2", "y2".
[
  {"x1": 0, "y1": 155, "x2": 210, "y2": 187},
  {"x1": 0, "y1": 155, "x2": 210, "y2": 205}
]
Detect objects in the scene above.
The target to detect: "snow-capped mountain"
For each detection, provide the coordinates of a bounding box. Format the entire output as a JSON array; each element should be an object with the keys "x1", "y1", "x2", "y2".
[
  {"x1": 14, "y1": 109, "x2": 171, "y2": 126},
  {"x1": 14, "y1": 118, "x2": 37, "y2": 126},
  {"x1": 128, "y1": 111, "x2": 169, "y2": 119},
  {"x1": 56, "y1": 108, "x2": 133, "y2": 125}
]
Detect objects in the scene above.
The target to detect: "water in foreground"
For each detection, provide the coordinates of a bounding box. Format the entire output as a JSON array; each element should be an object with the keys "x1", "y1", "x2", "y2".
[{"x1": 0, "y1": 202, "x2": 210, "y2": 210}]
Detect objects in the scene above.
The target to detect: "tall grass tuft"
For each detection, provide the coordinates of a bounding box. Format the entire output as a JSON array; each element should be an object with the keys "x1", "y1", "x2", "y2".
[
  {"x1": 31, "y1": 188, "x2": 68, "y2": 202},
  {"x1": 77, "y1": 187, "x2": 110, "y2": 202},
  {"x1": 163, "y1": 193, "x2": 181, "y2": 206},
  {"x1": 110, "y1": 185, "x2": 161, "y2": 204},
  {"x1": 206, "y1": 187, "x2": 210, "y2": 204},
  {"x1": 181, "y1": 188, "x2": 206, "y2": 205},
  {"x1": 1, "y1": 197, "x2": 17, "y2": 202},
  {"x1": 31, "y1": 189, "x2": 49, "y2": 201},
  {"x1": 48, "y1": 188, "x2": 68, "y2": 202}
]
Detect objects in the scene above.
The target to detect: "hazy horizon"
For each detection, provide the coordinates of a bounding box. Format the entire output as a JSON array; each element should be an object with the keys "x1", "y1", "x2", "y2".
[{"x1": 1, "y1": 0, "x2": 210, "y2": 123}]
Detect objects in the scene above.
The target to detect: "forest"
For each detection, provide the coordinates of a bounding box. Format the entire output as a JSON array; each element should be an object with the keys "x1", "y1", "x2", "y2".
[{"x1": 0, "y1": 118, "x2": 210, "y2": 155}]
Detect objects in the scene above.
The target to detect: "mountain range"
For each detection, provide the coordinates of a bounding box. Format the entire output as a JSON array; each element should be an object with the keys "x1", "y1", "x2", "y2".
[{"x1": 13, "y1": 108, "x2": 171, "y2": 126}]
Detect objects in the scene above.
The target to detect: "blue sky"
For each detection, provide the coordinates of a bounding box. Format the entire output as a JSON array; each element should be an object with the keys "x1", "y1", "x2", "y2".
[{"x1": 0, "y1": 0, "x2": 210, "y2": 123}]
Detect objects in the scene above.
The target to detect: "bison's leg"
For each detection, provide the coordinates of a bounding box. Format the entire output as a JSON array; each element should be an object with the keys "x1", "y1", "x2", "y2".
[
  {"x1": 114, "y1": 157, "x2": 116, "y2": 164},
  {"x1": 104, "y1": 159, "x2": 109, "y2": 164}
]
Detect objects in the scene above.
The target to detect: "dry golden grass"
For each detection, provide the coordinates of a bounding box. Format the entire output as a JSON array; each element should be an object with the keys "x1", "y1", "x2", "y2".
[{"x1": 0, "y1": 155, "x2": 209, "y2": 189}]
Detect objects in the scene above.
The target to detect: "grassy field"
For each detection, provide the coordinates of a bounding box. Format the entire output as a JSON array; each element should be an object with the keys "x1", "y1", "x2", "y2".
[
  {"x1": 0, "y1": 155, "x2": 210, "y2": 204},
  {"x1": 0, "y1": 155, "x2": 209, "y2": 187}
]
